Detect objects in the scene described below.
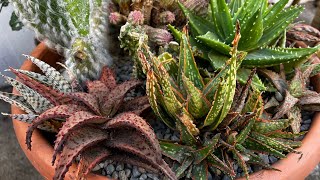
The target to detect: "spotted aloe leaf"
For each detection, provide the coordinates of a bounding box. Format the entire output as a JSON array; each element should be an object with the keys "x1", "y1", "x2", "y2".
[
  {"x1": 191, "y1": 162, "x2": 208, "y2": 180},
  {"x1": 86, "y1": 80, "x2": 110, "y2": 103},
  {"x1": 194, "y1": 134, "x2": 220, "y2": 164},
  {"x1": 52, "y1": 111, "x2": 108, "y2": 164},
  {"x1": 2, "y1": 113, "x2": 37, "y2": 124},
  {"x1": 228, "y1": 0, "x2": 245, "y2": 15},
  {"x1": 26, "y1": 104, "x2": 86, "y2": 149},
  {"x1": 119, "y1": 96, "x2": 150, "y2": 115},
  {"x1": 232, "y1": 149, "x2": 249, "y2": 180},
  {"x1": 273, "y1": 91, "x2": 299, "y2": 119},
  {"x1": 236, "y1": 118, "x2": 255, "y2": 144},
  {"x1": 160, "y1": 141, "x2": 193, "y2": 164},
  {"x1": 67, "y1": 92, "x2": 101, "y2": 115},
  {"x1": 244, "y1": 138, "x2": 286, "y2": 158},
  {"x1": 99, "y1": 66, "x2": 117, "y2": 89},
  {"x1": 253, "y1": 119, "x2": 291, "y2": 134},
  {"x1": 268, "y1": 131, "x2": 306, "y2": 138},
  {"x1": 53, "y1": 126, "x2": 108, "y2": 180},
  {"x1": 242, "y1": 46, "x2": 320, "y2": 67},
  {"x1": 0, "y1": 92, "x2": 34, "y2": 114},
  {"x1": 209, "y1": 0, "x2": 233, "y2": 41},
  {"x1": 76, "y1": 146, "x2": 111, "y2": 180},
  {"x1": 146, "y1": 71, "x2": 176, "y2": 129},
  {"x1": 105, "y1": 128, "x2": 176, "y2": 180},
  {"x1": 11, "y1": 69, "x2": 50, "y2": 87},
  {"x1": 1, "y1": 74, "x2": 52, "y2": 113},
  {"x1": 101, "y1": 80, "x2": 142, "y2": 117},
  {"x1": 206, "y1": 153, "x2": 236, "y2": 177},
  {"x1": 178, "y1": 28, "x2": 204, "y2": 90},
  {"x1": 196, "y1": 32, "x2": 231, "y2": 55},
  {"x1": 182, "y1": 75, "x2": 210, "y2": 119},
  {"x1": 24, "y1": 55, "x2": 72, "y2": 93}
]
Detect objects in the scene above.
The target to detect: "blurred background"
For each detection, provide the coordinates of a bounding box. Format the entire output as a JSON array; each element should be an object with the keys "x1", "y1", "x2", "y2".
[{"x1": 0, "y1": 1, "x2": 319, "y2": 179}]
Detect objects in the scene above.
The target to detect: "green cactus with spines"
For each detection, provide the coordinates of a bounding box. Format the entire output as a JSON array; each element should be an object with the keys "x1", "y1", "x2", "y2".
[
  {"x1": 139, "y1": 25, "x2": 303, "y2": 179},
  {"x1": 9, "y1": 0, "x2": 112, "y2": 83},
  {"x1": 168, "y1": 0, "x2": 320, "y2": 91}
]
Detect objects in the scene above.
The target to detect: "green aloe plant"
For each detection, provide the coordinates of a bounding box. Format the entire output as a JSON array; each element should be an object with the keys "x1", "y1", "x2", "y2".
[
  {"x1": 167, "y1": 0, "x2": 320, "y2": 91},
  {"x1": 138, "y1": 26, "x2": 303, "y2": 179}
]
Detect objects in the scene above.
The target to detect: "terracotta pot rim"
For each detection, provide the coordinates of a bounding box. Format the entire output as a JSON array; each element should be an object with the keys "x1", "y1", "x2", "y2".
[{"x1": 11, "y1": 42, "x2": 320, "y2": 180}]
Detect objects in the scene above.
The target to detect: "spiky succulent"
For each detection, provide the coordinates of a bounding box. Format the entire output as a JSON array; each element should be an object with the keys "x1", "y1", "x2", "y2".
[
  {"x1": 9, "y1": 0, "x2": 112, "y2": 82},
  {"x1": 0, "y1": 58, "x2": 176, "y2": 180},
  {"x1": 138, "y1": 25, "x2": 304, "y2": 179},
  {"x1": 166, "y1": 0, "x2": 319, "y2": 91}
]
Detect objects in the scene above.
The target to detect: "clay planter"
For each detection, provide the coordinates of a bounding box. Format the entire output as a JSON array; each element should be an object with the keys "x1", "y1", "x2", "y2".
[{"x1": 11, "y1": 42, "x2": 320, "y2": 180}]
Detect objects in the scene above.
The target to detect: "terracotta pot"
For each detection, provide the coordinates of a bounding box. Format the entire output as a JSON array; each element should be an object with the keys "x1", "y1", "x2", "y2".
[
  {"x1": 11, "y1": 42, "x2": 320, "y2": 180},
  {"x1": 11, "y1": 42, "x2": 107, "y2": 180}
]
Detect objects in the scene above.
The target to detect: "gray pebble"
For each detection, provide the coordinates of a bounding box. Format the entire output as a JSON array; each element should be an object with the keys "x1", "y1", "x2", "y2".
[
  {"x1": 130, "y1": 178, "x2": 139, "y2": 180},
  {"x1": 146, "y1": 173, "x2": 156, "y2": 179},
  {"x1": 138, "y1": 167, "x2": 146, "y2": 174},
  {"x1": 233, "y1": 164, "x2": 239, "y2": 171},
  {"x1": 259, "y1": 154, "x2": 270, "y2": 164},
  {"x1": 164, "y1": 134, "x2": 171, "y2": 139},
  {"x1": 126, "y1": 164, "x2": 133, "y2": 169},
  {"x1": 170, "y1": 135, "x2": 180, "y2": 141},
  {"x1": 301, "y1": 124, "x2": 310, "y2": 131},
  {"x1": 119, "y1": 170, "x2": 128, "y2": 180},
  {"x1": 132, "y1": 166, "x2": 141, "y2": 177},
  {"x1": 275, "y1": 92, "x2": 284, "y2": 102},
  {"x1": 106, "y1": 164, "x2": 115, "y2": 175},
  {"x1": 252, "y1": 165, "x2": 262, "y2": 172},
  {"x1": 125, "y1": 169, "x2": 132, "y2": 177},
  {"x1": 102, "y1": 170, "x2": 106, "y2": 176},
  {"x1": 112, "y1": 171, "x2": 119, "y2": 179},
  {"x1": 303, "y1": 119, "x2": 312, "y2": 124},
  {"x1": 208, "y1": 172, "x2": 213, "y2": 180},
  {"x1": 156, "y1": 132, "x2": 163, "y2": 139},
  {"x1": 99, "y1": 163, "x2": 104, "y2": 168},
  {"x1": 116, "y1": 163, "x2": 125, "y2": 171},
  {"x1": 139, "y1": 174, "x2": 148, "y2": 180},
  {"x1": 269, "y1": 156, "x2": 278, "y2": 164},
  {"x1": 165, "y1": 128, "x2": 171, "y2": 134},
  {"x1": 92, "y1": 164, "x2": 101, "y2": 172}
]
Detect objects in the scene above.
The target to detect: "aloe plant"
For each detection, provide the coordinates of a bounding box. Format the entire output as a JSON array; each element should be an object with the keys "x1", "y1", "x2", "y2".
[
  {"x1": 138, "y1": 26, "x2": 303, "y2": 179},
  {"x1": 0, "y1": 58, "x2": 176, "y2": 180},
  {"x1": 168, "y1": 0, "x2": 320, "y2": 88},
  {"x1": 9, "y1": 0, "x2": 112, "y2": 83}
]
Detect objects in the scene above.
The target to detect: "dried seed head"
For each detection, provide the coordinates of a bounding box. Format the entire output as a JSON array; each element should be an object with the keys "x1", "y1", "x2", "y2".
[
  {"x1": 109, "y1": 12, "x2": 127, "y2": 25},
  {"x1": 128, "y1": 10, "x2": 145, "y2": 25},
  {"x1": 145, "y1": 26, "x2": 173, "y2": 46}
]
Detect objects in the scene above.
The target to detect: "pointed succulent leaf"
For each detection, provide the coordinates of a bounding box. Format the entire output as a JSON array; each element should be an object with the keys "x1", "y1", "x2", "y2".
[
  {"x1": 105, "y1": 128, "x2": 176, "y2": 180},
  {"x1": 191, "y1": 161, "x2": 208, "y2": 180},
  {"x1": 159, "y1": 141, "x2": 192, "y2": 163},
  {"x1": 86, "y1": 80, "x2": 110, "y2": 103},
  {"x1": 2, "y1": 74, "x2": 53, "y2": 113},
  {"x1": 238, "y1": 9, "x2": 263, "y2": 51},
  {"x1": 53, "y1": 126, "x2": 109, "y2": 180},
  {"x1": 101, "y1": 80, "x2": 142, "y2": 117},
  {"x1": 182, "y1": 75, "x2": 210, "y2": 118},
  {"x1": 26, "y1": 104, "x2": 86, "y2": 149},
  {"x1": 24, "y1": 55, "x2": 72, "y2": 93},
  {"x1": 0, "y1": 92, "x2": 34, "y2": 114},
  {"x1": 158, "y1": 52, "x2": 179, "y2": 81},
  {"x1": 268, "y1": 131, "x2": 306, "y2": 138},
  {"x1": 253, "y1": 119, "x2": 291, "y2": 134},
  {"x1": 67, "y1": 92, "x2": 101, "y2": 115},
  {"x1": 258, "y1": 69, "x2": 287, "y2": 94},
  {"x1": 11, "y1": 69, "x2": 50, "y2": 87},
  {"x1": 104, "y1": 112, "x2": 161, "y2": 155},
  {"x1": 258, "y1": 6, "x2": 303, "y2": 47},
  {"x1": 119, "y1": 96, "x2": 150, "y2": 115},
  {"x1": 3, "y1": 113, "x2": 37, "y2": 124},
  {"x1": 9, "y1": 68, "x2": 66, "y2": 106},
  {"x1": 273, "y1": 91, "x2": 299, "y2": 119},
  {"x1": 299, "y1": 93, "x2": 320, "y2": 111},
  {"x1": 146, "y1": 71, "x2": 175, "y2": 129},
  {"x1": 52, "y1": 111, "x2": 108, "y2": 164},
  {"x1": 243, "y1": 46, "x2": 320, "y2": 67},
  {"x1": 244, "y1": 138, "x2": 286, "y2": 158},
  {"x1": 194, "y1": 134, "x2": 220, "y2": 164},
  {"x1": 178, "y1": 2, "x2": 215, "y2": 36},
  {"x1": 237, "y1": 68, "x2": 266, "y2": 91},
  {"x1": 175, "y1": 111, "x2": 200, "y2": 143},
  {"x1": 232, "y1": 149, "x2": 249, "y2": 180},
  {"x1": 209, "y1": 0, "x2": 234, "y2": 40},
  {"x1": 250, "y1": 132, "x2": 297, "y2": 153},
  {"x1": 99, "y1": 66, "x2": 117, "y2": 89},
  {"x1": 76, "y1": 146, "x2": 111, "y2": 180},
  {"x1": 228, "y1": 0, "x2": 245, "y2": 15},
  {"x1": 206, "y1": 154, "x2": 236, "y2": 177},
  {"x1": 197, "y1": 32, "x2": 231, "y2": 55},
  {"x1": 178, "y1": 30, "x2": 204, "y2": 90},
  {"x1": 236, "y1": 118, "x2": 255, "y2": 144},
  {"x1": 263, "y1": 0, "x2": 288, "y2": 27}
]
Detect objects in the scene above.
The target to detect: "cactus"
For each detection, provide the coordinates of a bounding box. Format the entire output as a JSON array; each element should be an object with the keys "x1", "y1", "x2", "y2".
[
  {"x1": 9, "y1": 0, "x2": 113, "y2": 83},
  {"x1": 172, "y1": 0, "x2": 319, "y2": 69},
  {"x1": 0, "y1": 58, "x2": 175, "y2": 180},
  {"x1": 138, "y1": 26, "x2": 303, "y2": 179}
]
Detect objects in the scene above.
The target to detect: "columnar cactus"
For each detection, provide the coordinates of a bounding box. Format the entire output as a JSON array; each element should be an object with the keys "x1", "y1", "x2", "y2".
[{"x1": 10, "y1": 0, "x2": 112, "y2": 83}]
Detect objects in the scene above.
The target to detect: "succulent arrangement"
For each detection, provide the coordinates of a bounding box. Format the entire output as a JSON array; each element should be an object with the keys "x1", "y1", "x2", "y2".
[
  {"x1": 138, "y1": 25, "x2": 305, "y2": 179},
  {"x1": 2, "y1": 0, "x2": 320, "y2": 180},
  {"x1": 0, "y1": 58, "x2": 176, "y2": 180}
]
